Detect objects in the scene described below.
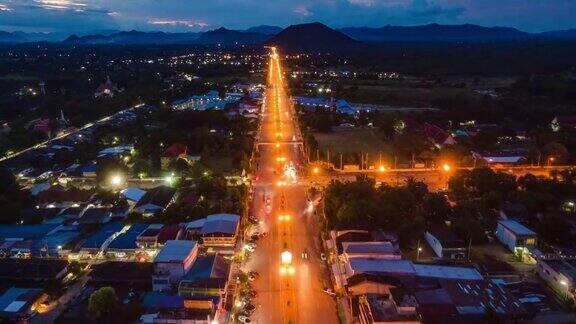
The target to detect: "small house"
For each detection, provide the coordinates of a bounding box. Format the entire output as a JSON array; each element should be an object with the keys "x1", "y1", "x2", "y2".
[
  {"x1": 424, "y1": 225, "x2": 468, "y2": 260},
  {"x1": 495, "y1": 220, "x2": 537, "y2": 254}
]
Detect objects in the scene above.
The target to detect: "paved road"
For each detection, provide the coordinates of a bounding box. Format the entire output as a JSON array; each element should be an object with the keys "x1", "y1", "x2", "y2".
[
  {"x1": 246, "y1": 48, "x2": 338, "y2": 324},
  {"x1": 0, "y1": 103, "x2": 147, "y2": 166},
  {"x1": 32, "y1": 273, "x2": 90, "y2": 323}
]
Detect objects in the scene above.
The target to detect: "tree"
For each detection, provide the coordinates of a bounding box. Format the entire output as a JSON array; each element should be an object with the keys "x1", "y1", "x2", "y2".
[
  {"x1": 375, "y1": 113, "x2": 398, "y2": 140},
  {"x1": 132, "y1": 159, "x2": 150, "y2": 177},
  {"x1": 423, "y1": 192, "x2": 451, "y2": 224},
  {"x1": 88, "y1": 286, "x2": 119, "y2": 318},
  {"x1": 543, "y1": 142, "x2": 568, "y2": 164}
]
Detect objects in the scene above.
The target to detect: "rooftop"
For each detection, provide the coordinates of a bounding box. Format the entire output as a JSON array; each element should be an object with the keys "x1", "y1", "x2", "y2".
[
  {"x1": 343, "y1": 241, "x2": 400, "y2": 255},
  {"x1": 360, "y1": 293, "x2": 419, "y2": 323},
  {"x1": 498, "y1": 220, "x2": 536, "y2": 236},
  {"x1": 413, "y1": 264, "x2": 483, "y2": 281},
  {"x1": 135, "y1": 185, "x2": 176, "y2": 209},
  {"x1": 438, "y1": 280, "x2": 527, "y2": 316},
  {"x1": 348, "y1": 258, "x2": 415, "y2": 276},
  {"x1": 80, "y1": 222, "x2": 124, "y2": 250},
  {"x1": 426, "y1": 225, "x2": 465, "y2": 247},
  {"x1": 120, "y1": 187, "x2": 147, "y2": 203},
  {"x1": 0, "y1": 224, "x2": 59, "y2": 240},
  {"x1": 108, "y1": 223, "x2": 149, "y2": 250},
  {"x1": 182, "y1": 254, "x2": 230, "y2": 284},
  {"x1": 0, "y1": 258, "x2": 68, "y2": 280},
  {"x1": 348, "y1": 258, "x2": 483, "y2": 281},
  {"x1": 90, "y1": 261, "x2": 153, "y2": 283},
  {"x1": 200, "y1": 213, "x2": 240, "y2": 236},
  {"x1": 154, "y1": 240, "x2": 197, "y2": 263},
  {"x1": 78, "y1": 207, "x2": 111, "y2": 225},
  {"x1": 157, "y1": 224, "x2": 182, "y2": 243},
  {"x1": 0, "y1": 287, "x2": 43, "y2": 315}
]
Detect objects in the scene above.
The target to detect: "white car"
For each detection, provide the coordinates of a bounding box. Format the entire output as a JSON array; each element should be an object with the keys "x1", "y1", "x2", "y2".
[{"x1": 238, "y1": 315, "x2": 251, "y2": 323}]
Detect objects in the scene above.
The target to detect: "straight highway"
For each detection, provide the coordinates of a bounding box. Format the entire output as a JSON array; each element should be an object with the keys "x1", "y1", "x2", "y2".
[{"x1": 246, "y1": 48, "x2": 338, "y2": 324}]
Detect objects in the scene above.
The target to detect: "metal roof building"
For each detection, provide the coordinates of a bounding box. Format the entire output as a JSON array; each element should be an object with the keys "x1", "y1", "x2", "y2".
[
  {"x1": 200, "y1": 214, "x2": 240, "y2": 236},
  {"x1": 107, "y1": 223, "x2": 150, "y2": 251},
  {"x1": 80, "y1": 222, "x2": 124, "y2": 251},
  {"x1": 154, "y1": 240, "x2": 197, "y2": 263}
]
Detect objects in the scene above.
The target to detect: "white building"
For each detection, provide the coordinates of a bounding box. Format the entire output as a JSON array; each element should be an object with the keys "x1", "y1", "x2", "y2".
[
  {"x1": 341, "y1": 242, "x2": 401, "y2": 261},
  {"x1": 537, "y1": 258, "x2": 576, "y2": 300},
  {"x1": 495, "y1": 220, "x2": 537, "y2": 253},
  {"x1": 152, "y1": 240, "x2": 198, "y2": 292}
]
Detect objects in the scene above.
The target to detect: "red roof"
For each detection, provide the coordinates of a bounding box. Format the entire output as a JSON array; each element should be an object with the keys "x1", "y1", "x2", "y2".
[
  {"x1": 32, "y1": 118, "x2": 51, "y2": 133},
  {"x1": 157, "y1": 224, "x2": 182, "y2": 244},
  {"x1": 162, "y1": 143, "x2": 187, "y2": 158},
  {"x1": 181, "y1": 192, "x2": 200, "y2": 206},
  {"x1": 36, "y1": 186, "x2": 95, "y2": 204},
  {"x1": 423, "y1": 122, "x2": 455, "y2": 146},
  {"x1": 555, "y1": 115, "x2": 576, "y2": 127}
]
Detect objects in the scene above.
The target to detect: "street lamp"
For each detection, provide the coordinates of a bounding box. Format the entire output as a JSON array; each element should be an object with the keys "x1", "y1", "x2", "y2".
[
  {"x1": 378, "y1": 165, "x2": 386, "y2": 172},
  {"x1": 313, "y1": 167, "x2": 319, "y2": 174},
  {"x1": 442, "y1": 163, "x2": 451, "y2": 172},
  {"x1": 110, "y1": 174, "x2": 123, "y2": 186}
]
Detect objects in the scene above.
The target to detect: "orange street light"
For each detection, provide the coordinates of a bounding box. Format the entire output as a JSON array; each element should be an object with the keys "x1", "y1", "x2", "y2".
[
  {"x1": 442, "y1": 163, "x2": 451, "y2": 172},
  {"x1": 313, "y1": 167, "x2": 319, "y2": 174},
  {"x1": 378, "y1": 165, "x2": 386, "y2": 172}
]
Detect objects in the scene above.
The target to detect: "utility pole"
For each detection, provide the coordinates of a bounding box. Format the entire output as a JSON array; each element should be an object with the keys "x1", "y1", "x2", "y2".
[
  {"x1": 340, "y1": 154, "x2": 343, "y2": 170},
  {"x1": 366, "y1": 153, "x2": 369, "y2": 170},
  {"x1": 467, "y1": 236, "x2": 472, "y2": 260}
]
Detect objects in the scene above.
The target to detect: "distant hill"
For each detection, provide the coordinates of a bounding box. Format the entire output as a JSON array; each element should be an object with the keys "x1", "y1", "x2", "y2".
[
  {"x1": 339, "y1": 23, "x2": 531, "y2": 42},
  {"x1": 65, "y1": 30, "x2": 200, "y2": 44},
  {"x1": 266, "y1": 22, "x2": 363, "y2": 52},
  {"x1": 193, "y1": 27, "x2": 270, "y2": 45},
  {"x1": 539, "y1": 29, "x2": 576, "y2": 39},
  {"x1": 64, "y1": 28, "x2": 268, "y2": 45},
  {"x1": 244, "y1": 25, "x2": 283, "y2": 35},
  {"x1": 0, "y1": 31, "x2": 25, "y2": 43}
]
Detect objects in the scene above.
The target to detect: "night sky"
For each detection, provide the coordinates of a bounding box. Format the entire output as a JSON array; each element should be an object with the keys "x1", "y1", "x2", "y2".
[{"x1": 0, "y1": 0, "x2": 575, "y2": 34}]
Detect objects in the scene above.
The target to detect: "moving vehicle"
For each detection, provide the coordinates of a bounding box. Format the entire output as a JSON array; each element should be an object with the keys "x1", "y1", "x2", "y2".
[{"x1": 238, "y1": 316, "x2": 251, "y2": 323}]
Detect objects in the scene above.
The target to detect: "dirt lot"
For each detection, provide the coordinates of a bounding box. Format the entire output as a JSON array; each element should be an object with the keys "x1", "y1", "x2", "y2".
[{"x1": 313, "y1": 128, "x2": 392, "y2": 164}]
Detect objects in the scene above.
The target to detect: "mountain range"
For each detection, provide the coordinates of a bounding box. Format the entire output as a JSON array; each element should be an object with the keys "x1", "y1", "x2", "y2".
[
  {"x1": 339, "y1": 23, "x2": 531, "y2": 42},
  {"x1": 1, "y1": 22, "x2": 576, "y2": 52}
]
